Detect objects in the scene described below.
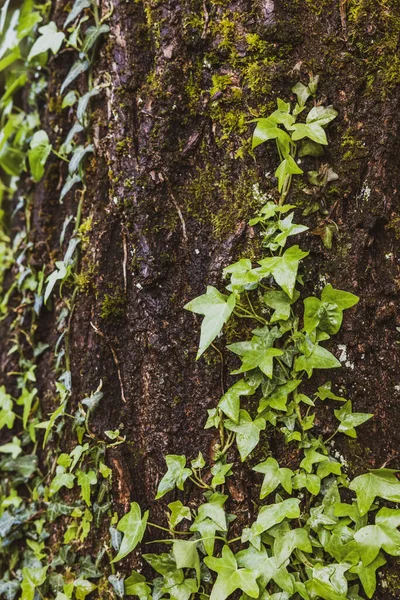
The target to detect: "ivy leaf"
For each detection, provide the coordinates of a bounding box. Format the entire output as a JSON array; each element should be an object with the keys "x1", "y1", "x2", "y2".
[
  {"x1": 263, "y1": 289, "x2": 299, "y2": 323},
  {"x1": 252, "y1": 498, "x2": 300, "y2": 536},
  {"x1": 218, "y1": 379, "x2": 257, "y2": 423},
  {"x1": 172, "y1": 539, "x2": 201, "y2": 584},
  {"x1": 305, "y1": 564, "x2": 349, "y2": 600},
  {"x1": 64, "y1": 0, "x2": 91, "y2": 27},
  {"x1": 76, "y1": 470, "x2": 97, "y2": 506},
  {"x1": 354, "y1": 523, "x2": 400, "y2": 566},
  {"x1": 168, "y1": 500, "x2": 191, "y2": 528},
  {"x1": 224, "y1": 409, "x2": 266, "y2": 461},
  {"x1": 124, "y1": 570, "x2": 152, "y2": 600},
  {"x1": 112, "y1": 502, "x2": 148, "y2": 563},
  {"x1": 211, "y1": 461, "x2": 233, "y2": 487},
  {"x1": 236, "y1": 544, "x2": 294, "y2": 593},
  {"x1": 350, "y1": 554, "x2": 386, "y2": 599},
  {"x1": 82, "y1": 23, "x2": 110, "y2": 54},
  {"x1": 292, "y1": 82, "x2": 312, "y2": 106},
  {"x1": 49, "y1": 466, "x2": 75, "y2": 496},
  {"x1": 190, "y1": 518, "x2": 219, "y2": 556},
  {"x1": 28, "y1": 130, "x2": 52, "y2": 182},
  {"x1": 223, "y1": 258, "x2": 259, "y2": 291},
  {"x1": 258, "y1": 379, "x2": 301, "y2": 413},
  {"x1": 228, "y1": 334, "x2": 283, "y2": 379},
  {"x1": 257, "y1": 245, "x2": 309, "y2": 298},
  {"x1": 275, "y1": 156, "x2": 303, "y2": 193},
  {"x1": 293, "y1": 472, "x2": 321, "y2": 496},
  {"x1": 155, "y1": 455, "x2": 192, "y2": 499},
  {"x1": 27, "y1": 22, "x2": 64, "y2": 60},
  {"x1": 21, "y1": 567, "x2": 48, "y2": 600},
  {"x1": 300, "y1": 449, "x2": 328, "y2": 473},
  {"x1": 306, "y1": 105, "x2": 338, "y2": 127},
  {"x1": 74, "y1": 579, "x2": 97, "y2": 600},
  {"x1": 274, "y1": 213, "x2": 308, "y2": 248},
  {"x1": 334, "y1": 401, "x2": 373, "y2": 438},
  {"x1": 253, "y1": 457, "x2": 293, "y2": 499},
  {"x1": 291, "y1": 122, "x2": 328, "y2": 145},
  {"x1": 184, "y1": 286, "x2": 236, "y2": 359},
  {"x1": 315, "y1": 382, "x2": 346, "y2": 402},
  {"x1": 294, "y1": 343, "x2": 341, "y2": 377},
  {"x1": 196, "y1": 492, "x2": 228, "y2": 531},
  {"x1": 252, "y1": 118, "x2": 281, "y2": 149},
  {"x1": 303, "y1": 285, "x2": 358, "y2": 335},
  {"x1": 204, "y1": 545, "x2": 259, "y2": 600},
  {"x1": 108, "y1": 574, "x2": 125, "y2": 599},
  {"x1": 61, "y1": 59, "x2": 89, "y2": 94},
  {"x1": 274, "y1": 528, "x2": 312, "y2": 564},
  {"x1": 349, "y1": 469, "x2": 400, "y2": 516}
]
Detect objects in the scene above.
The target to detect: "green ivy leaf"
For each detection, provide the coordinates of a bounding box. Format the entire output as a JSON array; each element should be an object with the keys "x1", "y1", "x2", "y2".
[
  {"x1": 334, "y1": 401, "x2": 373, "y2": 438},
  {"x1": 305, "y1": 564, "x2": 349, "y2": 600},
  {"x1": 274, "y1": 213, "x2": 308, "y2": 248},
  {"x1": 184, "y1": 286, "x2": 236, "y2": 359},
  {"x1": 124, "y1": 570, "x2": 152, "y2": 600},
  {"x1": 306, "y1": 105, "x2": 338, "y2": 127},
  {"x1": 349, "y1": 469, "x2": 400, "y2": 516},
  {"x1": 112, "y1": 502, "x2": 148, "y2": 563},
  {"x1": 76, "y1": 470, "x2": 97, "y2": 506},
  {"x1": 350, "y1": 554, "x2": 386, "y2": 599},
  {"x1": 204, "y1": 545, "x2": 259, "y2": 600},
  {"x1": 293, "y1": 472, "x2": 321, "y2": 496},
  {"x1": 21, "y1": 567, "x2": 47, "y2": 600},
  {"x1": 257, "y1": 245, "x2": 309, "y2": 298},
  {"x1": 275, "y1": 155, "x2": 303, "y2": 193},
  {"x1": 252, "y1": 498, "x2": 300, "y2": 536},
  {"x1": 263, "y1": 289, "x2": 299, "y2": 323},
  {"x1": 168, "y1": 500, "x2": 191, "y2": 528},
  {"x1": 223, "y1": 258, "x2": 259, "y2": 291},
  {"x1": 291, "y1": 122, "x2": 328, "y2": 145},
  {"x1": 253, "y1": 457, "x2": 293, "y2": 499},
  {"x1": 292, "y1": 82, "x2": 312, "y2": 106},
  {"x1": 173, "y1": 539, "x2": 201, "y2": 584},
  {"x1": 156, "y1": 455, "x2": 192, "y2": 499},
  {"x1": 274, "y1": 528, "x2": 312, "y2": 564},
  {"x1": 228, "y1": 333, "x2": 283, "y2": 379},
  {"x1": 258, "y1": 379, "x2": 301, "y2": 413},
  {"x1": 315, "y1": 382, "x2": 346, "y2": 402},
  {"x1": 28, "y1": 130, "x2": 52, "y2": 182},
  {"x1": 211, "y1": 461, "x2": 233, "y2": 487},
  {"x1": 236, "y1": 544, "x2": 294, "y2": 593},
  {"x1": 294, "y1": 343, "x2": 341, "y2": 377},
  {"x1": 354, "y1": 523, "x2": 400, "y2": 566},
  {"x1": 27, "y1": 22, "x2": 64, "y2": 60},
  {"x1": 49, "y1": 466, "x2": 75, "y2": 496},
  {"x1": 218, "y1": 379, "x2": 257, "y2": 423},
  {"x1": 224, "y1": 409, "x2": 266, "y2": 461},
  {"x1": 251, "y1": 118, "x2": 281, "y2": 149},
  {"x1": 196, "y1": 492, "x2": 228, "y2": 532},
  {"x1": 303, "y1": 285, "x2": 358, "y2": 335},
  {"x1": 74, "y1": 579, "x2": 97, "y2": 600},
  {"x1": 300, "y1": 449, "x2": 328, "y2": 473}
]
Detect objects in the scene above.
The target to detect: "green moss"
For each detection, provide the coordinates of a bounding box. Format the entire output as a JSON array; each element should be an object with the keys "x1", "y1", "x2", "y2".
[
  {"x1": 115, "y1": 137, "x2": 133, "y2": 154},
  {"x1": 100, "y1": 289, "x2": 126, "y2": 319},
  {"x1": 348, "y1": 0, "x2": 400, "y2": 97}
]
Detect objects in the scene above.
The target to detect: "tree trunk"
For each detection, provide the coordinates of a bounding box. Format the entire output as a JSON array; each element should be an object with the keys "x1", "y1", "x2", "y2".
[{"x1": 2, "y1": 0, "x2": 400, "y2": 597}]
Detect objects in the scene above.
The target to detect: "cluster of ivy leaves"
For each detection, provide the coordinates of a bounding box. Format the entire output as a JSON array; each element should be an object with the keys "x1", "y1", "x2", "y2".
[
  {"x1": 1, "y1": 3, "x2": 400, "y2": 600},
  {"x1": 106, "y1": 81, "x2": 400, "y2": 600},
  {"x1": 0, "y1": 1, "x2": 115, "y2": 599}
]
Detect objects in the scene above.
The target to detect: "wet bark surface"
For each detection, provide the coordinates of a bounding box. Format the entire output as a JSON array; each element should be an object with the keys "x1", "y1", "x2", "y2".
[{"x1": 3, "y1": 0, "x2": 400, "y2": 595}]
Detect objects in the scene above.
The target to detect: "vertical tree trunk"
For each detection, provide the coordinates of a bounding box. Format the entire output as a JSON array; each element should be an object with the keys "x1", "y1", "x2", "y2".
[{"x1": 2, "y1": 0, "x2": 400, "y2": 597}]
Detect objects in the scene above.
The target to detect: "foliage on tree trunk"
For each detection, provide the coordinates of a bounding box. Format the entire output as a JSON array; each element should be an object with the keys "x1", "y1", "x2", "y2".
[{"x1": 1, "y1": 0, "x2": 400, "y2": 599}]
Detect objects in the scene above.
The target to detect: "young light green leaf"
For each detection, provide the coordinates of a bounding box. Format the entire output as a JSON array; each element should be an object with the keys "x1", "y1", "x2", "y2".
[
  {"x1": 61, "y1": 59, "x2": 89, "y2": 94},
  {"x1": 274, "y1": 528, "x2": 312, "y2": 564},
  {"x1": 291, "y1": 122, "x2": 328, "y2": 145},
  {"x1": 263, "y1": 289, "x2": 299, "y2": 323},
  {"x1": 49, "y1": 466, "x2": 75, "y2": 496},
  {"x1": 292, "y1": 81, "x2": 311, "y2": 106},
  {"x1": 28, "y1": 22, "x2": 64, "y2": 60},
  {"x1": 112, "y1": 502, "x2": 148, "y2": 563},
  {"x1": 21, "y1": 566, "x2": 48, "y2": 600},
  {"x1": 184, "y1": 286, "x2": 236, "y2": 359},
  {"x1": 211, "y1": 461, "x2": 233, "y2": 487},
  {"x1": 354, "y1": 523, "x2": 400, "y2": 566},
  {"x1": 155, "y1": 455, "x2": 192, "y2": 499},
  {"x1": 124, "y1": 570, "x2": 152, "y2": 600},
  {"x1": 204, "y1": 545, "x2": 259, "y2": 600},
  {"x1": 306, "y1": 105, "x2": 338, "y2": 127},
  {"x1": 82, "y1": 23, "x2": 110, "y2": 54},
  {"x1": 173, "y1": 539, "x2": 201, "y2": 584},
  {"x1": 350, "y1": 554, "x2": 386, "y2": 599},
  {"x1": 294, "y1": 343, "x2": 341, "y2": 377},
  {"x1": 275, "y1": 155, "x2": 303, "y2": 193}
]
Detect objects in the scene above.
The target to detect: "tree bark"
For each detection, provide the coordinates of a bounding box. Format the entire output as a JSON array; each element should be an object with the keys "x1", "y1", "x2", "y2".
[{"x1": 2, "y1": 0, "x2": 400, "y2": 596}]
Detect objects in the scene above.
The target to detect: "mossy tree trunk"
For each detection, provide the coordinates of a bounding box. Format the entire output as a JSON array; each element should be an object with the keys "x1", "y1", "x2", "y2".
[{"x1": 3, "y1": 0, "x2": 400, "y2": 596}]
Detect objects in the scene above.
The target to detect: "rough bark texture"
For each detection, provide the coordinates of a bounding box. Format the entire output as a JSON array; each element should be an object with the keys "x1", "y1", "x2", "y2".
[{"x1": 2, "y1": 0, "x2": 400, "y2": 595}]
